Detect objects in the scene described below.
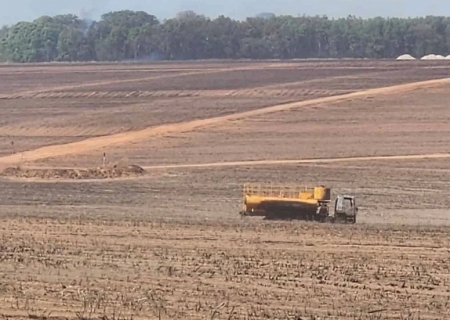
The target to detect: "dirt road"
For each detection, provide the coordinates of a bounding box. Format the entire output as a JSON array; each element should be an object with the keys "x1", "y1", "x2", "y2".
[
  {"x1": 1, "y1": 77, "x2": 449, "y2": 165},
  {"x1": 17, "y1": 152, "x2": 449, "y2": 171},
  {"x1": 141, "y1": 152, "x2": 450, "y2": 170}
]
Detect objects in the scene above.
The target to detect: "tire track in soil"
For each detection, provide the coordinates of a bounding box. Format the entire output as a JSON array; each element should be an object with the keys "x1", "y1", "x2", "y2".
[
  {"x1": 0, "y1": 88, "x2": 348, "y2": 100},
  {"x1": 0, "y1": 77, "x2": 449, "y2": 165},
  {"x1": 141, "y1": 153, "x2": 450, "y2": 170},
  {"x1": 16, "y1": 152, "x2": 450, "y2": 173},
  {"x1": 0, "y1": 66, "x2": 414, "y2": 100},
  {"x1": 0, "y1": 64, "x2": 267, "y2": 99}
]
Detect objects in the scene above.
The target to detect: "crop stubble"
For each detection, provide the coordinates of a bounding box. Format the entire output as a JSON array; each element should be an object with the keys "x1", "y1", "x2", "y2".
[
  {"x1": 1, "y1": 216, "x2": 450, "y2": 319},
  {"x1": 1, "y1": 60, "x2": 450, "y2": 319}
]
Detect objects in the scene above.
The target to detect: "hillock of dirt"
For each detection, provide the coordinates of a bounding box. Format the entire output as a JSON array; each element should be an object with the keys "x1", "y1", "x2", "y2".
[
  {"x1": 396, "y1": 54, "x2": 416, "y2": 60},
  {"x1": 0, "y1": 164, "x2": 146, "y2": 180}
]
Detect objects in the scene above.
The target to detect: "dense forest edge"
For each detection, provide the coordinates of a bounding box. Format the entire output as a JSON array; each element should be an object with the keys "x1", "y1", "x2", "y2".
[{"x1": 1, "y1": 10, "x2": 450, "y2": 62}]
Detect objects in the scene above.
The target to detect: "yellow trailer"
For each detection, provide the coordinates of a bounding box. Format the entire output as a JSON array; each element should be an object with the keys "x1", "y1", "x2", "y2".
[{"x1": 239, "y1": 183, "x2": 357, "y2": 223}]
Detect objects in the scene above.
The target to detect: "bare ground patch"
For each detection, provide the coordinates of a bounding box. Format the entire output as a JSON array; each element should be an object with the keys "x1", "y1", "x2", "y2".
[{"x1": 1, "y1": 163, "x2": 146, "y2": 180}]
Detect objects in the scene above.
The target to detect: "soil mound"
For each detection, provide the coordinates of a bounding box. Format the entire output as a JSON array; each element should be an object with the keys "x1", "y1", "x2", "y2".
[
  {"x1": 0, "y1": 164, "x2": 146, "y2": 180},
  {"x1": 396, "y1": 54, "x2": 416, "y2": 60},
  {"x1": 421, "y1": 54, "x2": 446, "y2": 60}
]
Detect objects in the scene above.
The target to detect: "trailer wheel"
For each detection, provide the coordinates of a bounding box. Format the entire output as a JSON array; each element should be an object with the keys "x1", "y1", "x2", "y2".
[{"x1": 346, "y1": 215, "x2": 356, "y2": 224}]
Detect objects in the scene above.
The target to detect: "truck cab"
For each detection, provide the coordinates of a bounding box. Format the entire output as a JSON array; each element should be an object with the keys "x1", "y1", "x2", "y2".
[{"x1": 334, "y1": 195, "x2": 357, "y2": 223}]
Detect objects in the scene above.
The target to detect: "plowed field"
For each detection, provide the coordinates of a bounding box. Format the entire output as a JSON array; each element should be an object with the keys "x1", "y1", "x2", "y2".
[{"x1": 0, "y1": 59, "x2": 450, "y2": 319}]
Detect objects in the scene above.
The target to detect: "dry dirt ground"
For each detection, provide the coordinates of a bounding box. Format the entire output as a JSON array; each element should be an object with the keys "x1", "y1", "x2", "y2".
[{"x1": 0, "y1": 60, "x2": 450, "y2": 319}]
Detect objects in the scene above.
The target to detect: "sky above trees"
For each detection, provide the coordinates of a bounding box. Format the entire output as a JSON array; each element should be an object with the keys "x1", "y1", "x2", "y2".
[{"x1": 1, "y1": 0, "x2": 449, "y2": 26}]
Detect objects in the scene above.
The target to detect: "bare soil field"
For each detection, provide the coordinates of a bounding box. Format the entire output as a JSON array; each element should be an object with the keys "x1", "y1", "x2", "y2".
[
  {"x1": 0, "y1": 97, "x2": 288, "y2": 157},
  {"x1": 1, "y1": 61, "x2": 450, "y2": 165},
  {"x1": 57, "y1": 67, "x2": 384, "y2": 92},
  {"x1": 29, "y1": 81, "x2": 450, "y2": 168},
  {"x1": 1, "y1": 59, "x2": 450, "y2": 319},
  {"x1": 0, "y1": 60, "x2": 275, "y2": 95},
  {"x1": 0, "y1": 68, "x2": 181, "y2": 94}
]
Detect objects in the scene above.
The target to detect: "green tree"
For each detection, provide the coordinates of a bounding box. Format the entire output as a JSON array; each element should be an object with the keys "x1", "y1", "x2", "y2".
[
  {"x1": 90, "y1": 10, "x2": 159, "y2": 61},
  {"x1": 3, "y1": 11, "x2": 450, "y2": 62}
]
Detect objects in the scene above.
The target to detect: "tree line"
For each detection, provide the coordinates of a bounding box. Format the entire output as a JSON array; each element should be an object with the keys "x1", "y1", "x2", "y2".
[{"x1": 1, "y1": 10, "x2": 450, "y2": 62}]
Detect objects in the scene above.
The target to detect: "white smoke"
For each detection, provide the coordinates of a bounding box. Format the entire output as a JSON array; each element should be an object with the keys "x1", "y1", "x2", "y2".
[{"x1": 79, "y1": 7, "x2": 95, "y2": 34}]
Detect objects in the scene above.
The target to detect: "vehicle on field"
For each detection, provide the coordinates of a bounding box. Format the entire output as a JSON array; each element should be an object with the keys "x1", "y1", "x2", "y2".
[{"x1": 239, "y1": 183, "x2": 357, "y2": 223}]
